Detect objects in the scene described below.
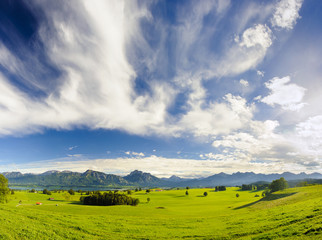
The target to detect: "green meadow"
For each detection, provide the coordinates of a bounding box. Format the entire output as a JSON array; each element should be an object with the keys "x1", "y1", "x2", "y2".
[{"x1": 0, "y1": 186, "x2": 321, "y2": 239}]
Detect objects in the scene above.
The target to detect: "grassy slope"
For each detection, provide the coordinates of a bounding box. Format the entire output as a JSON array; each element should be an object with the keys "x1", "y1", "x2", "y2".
[{"x1": 0, "y1": 186, "x2": 321, "y2": 239}]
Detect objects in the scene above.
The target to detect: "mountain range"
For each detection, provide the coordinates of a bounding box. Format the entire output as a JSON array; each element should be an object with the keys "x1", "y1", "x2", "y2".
[{"x1": 2, "y1": 170, "x2": 322, "y2": 189}]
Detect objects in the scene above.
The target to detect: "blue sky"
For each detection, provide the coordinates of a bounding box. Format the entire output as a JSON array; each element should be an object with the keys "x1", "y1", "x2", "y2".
[{"x1": 0, "y1": 0, "x2": 322, "y2": 177}]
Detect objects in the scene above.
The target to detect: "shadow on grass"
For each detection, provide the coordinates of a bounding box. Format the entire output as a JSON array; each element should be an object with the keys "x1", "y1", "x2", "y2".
[
  {"x1": 233, "y1": 192, "x2": 297, "y2": 210},
  {"x1": 46, "y1": 199, "x2": 66, "y2": 203},
  {"x1": 68, "y1": 201, "x2": 84, "y2": 205}
]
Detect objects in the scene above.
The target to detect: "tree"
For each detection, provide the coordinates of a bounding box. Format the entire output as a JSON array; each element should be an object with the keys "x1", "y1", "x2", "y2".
[
  {"x1": 185, "y1": 190, "x2": 189, "y2": 196},
  {"x1": 43, "y1": 189, "x2": 49, "y2": 194},
  {"x1": 269, "y1": 178, "x2": 288, "y2": 192},
  {"x1": 30, "y1": 189, "x2": 36, "y2": 193},
  {"x1": 127, "y1": 190, "x2": 132, "y2": 195},
  {"x1": 147, "y1": 197, "x2": 150, "y2": 203},
  {"x1": 186, "y1": 186, "x2": 190, "y2": 190},
  {"x1": 68, "y1": 189, "x2": 75, "y2": 195},
  {"x1": 203, "y1": 192, "x2": 208, "y2": 197},
  {"x1": 146, "y1": 189, "x2": 150, "y2": 193},
  {"x1": 10, "y1": 189, "x2": 14, "y2": 195},
  {"x1": 0, "y1": 174, "x2": 9, "y2": 203},
  {"x1": 236, "y1": 193, "x2": 240, "y2": 198}
]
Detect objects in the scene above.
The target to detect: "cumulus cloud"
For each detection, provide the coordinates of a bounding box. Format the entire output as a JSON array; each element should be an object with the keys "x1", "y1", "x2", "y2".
[
  {"x1": 295, "y1": 115, "x2": 322, "y2": 155},
  {"x1": 261, "y1": 76, "x2": 306, "y2": 111},
  {"x1": 257, "y1": 70, "x2": 265, "y2": 77},
  {"x1": 240, "y1": 79, "x2": 249, "y2": 87},
  {"x1": 178, "y1": 92, "x2": 254, "y2": 136},
  {"x1": 271, "y1": 0, "x2": 303, "y2": 30},
  {"x1": 239, "y1": 24, "x2": 273, "y2": 49}
]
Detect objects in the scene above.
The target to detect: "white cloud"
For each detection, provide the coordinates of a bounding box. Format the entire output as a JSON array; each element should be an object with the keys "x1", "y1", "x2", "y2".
[
  {"x1": 2, "y1": 153, "x2": 317, "y2": 178},
  {"x1": 257, "y1": 70, "x2": 265, "y2": 77},
  {"x1": 295, "y1": 115, "x2": 322, "y2": 155},
  {"x1": 0, "y1": 1, "x2": 176, "y2": 137},
  {"x1": 239, "y1": 79, "x2": 249, "y2": 87},
  {"x1": 216, "y1": 24, "x2": 273, "y2": 77},
  {"x1": 239, "y1": 24, "x2": 273, "y2": 49},
  {"x1": 125, "y1": 151, "x2": 145, "y2": 157},
  {"x1": 68, "y1": 146, "x2": 77, "y2": 151},
  {"x1": 0, "y1": 1, "x2": 280, "y2": 139},
  {"x1": 261, "y1": 76, "x2": 307, "y2": 111},
  {"x1": 178, "y1": 92, "x2": 254, "y2": 136},
  {"x1": 271, "y1": 0, "x2": 303, "y2": 30}
]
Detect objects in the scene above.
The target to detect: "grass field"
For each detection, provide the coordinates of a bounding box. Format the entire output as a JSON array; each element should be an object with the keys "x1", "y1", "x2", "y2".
[{"x1": 0, "y1": 186, "x2": 321, "y2": 239}]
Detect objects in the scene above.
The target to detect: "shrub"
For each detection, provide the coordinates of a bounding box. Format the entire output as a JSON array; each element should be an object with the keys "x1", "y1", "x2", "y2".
[
  {"x1": 236, "y1": 193, "x2": 240, "y2": 198},
  {"x1": 203, "y1": 192, "x2": 208, "y2": 197}
]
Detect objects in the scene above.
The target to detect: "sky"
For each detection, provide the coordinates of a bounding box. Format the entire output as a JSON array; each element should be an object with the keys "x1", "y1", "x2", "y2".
[{"x1": 0, "y1": 0, "x2": 322, "y2": 178}]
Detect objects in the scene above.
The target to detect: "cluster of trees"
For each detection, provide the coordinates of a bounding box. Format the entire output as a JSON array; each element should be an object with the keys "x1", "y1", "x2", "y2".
[
  {"x1": 43, "y1": 189, "x2": 52, "y2": 195},
  {"x1": 255, "y1": 184, "x2": 269, "y2": 190},
  {"x1": 215, "y1": 186, "x2": 226, "y2": 191},
  {"x1": 80, "y1": 192, "x2": 139, "y2": 206},
  {"x1": 0, "y1": 174, "x2": 9, "y2": 203},
  {"x1": 241, "y1": 184, "x2": 255, "y2": 191},
  {"x1": 269, "y1": 177, "x2": 288, "y2": 192}
]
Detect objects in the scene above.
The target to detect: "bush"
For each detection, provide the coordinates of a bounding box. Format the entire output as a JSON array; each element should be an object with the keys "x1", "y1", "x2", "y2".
[
  {"x1": 236, "y1": 193, "x2": 240, "y2": 198},
  {"x1": 185, "y1": 190, "x2": 189, "y2": 196},
  {"x1": 203, "y1": 192, "x2": 208, "y2": 197}
]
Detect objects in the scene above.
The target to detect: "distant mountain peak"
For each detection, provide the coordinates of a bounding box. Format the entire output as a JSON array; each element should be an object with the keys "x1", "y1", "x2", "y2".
[{"x1": 41, "y1": 170, "x2": 60, "y2": 175}]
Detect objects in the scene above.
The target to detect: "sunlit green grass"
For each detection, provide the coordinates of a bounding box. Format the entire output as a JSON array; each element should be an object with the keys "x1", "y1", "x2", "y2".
[{"x1": 0, "y1": 186, "x2": 321, "y2": 239}]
